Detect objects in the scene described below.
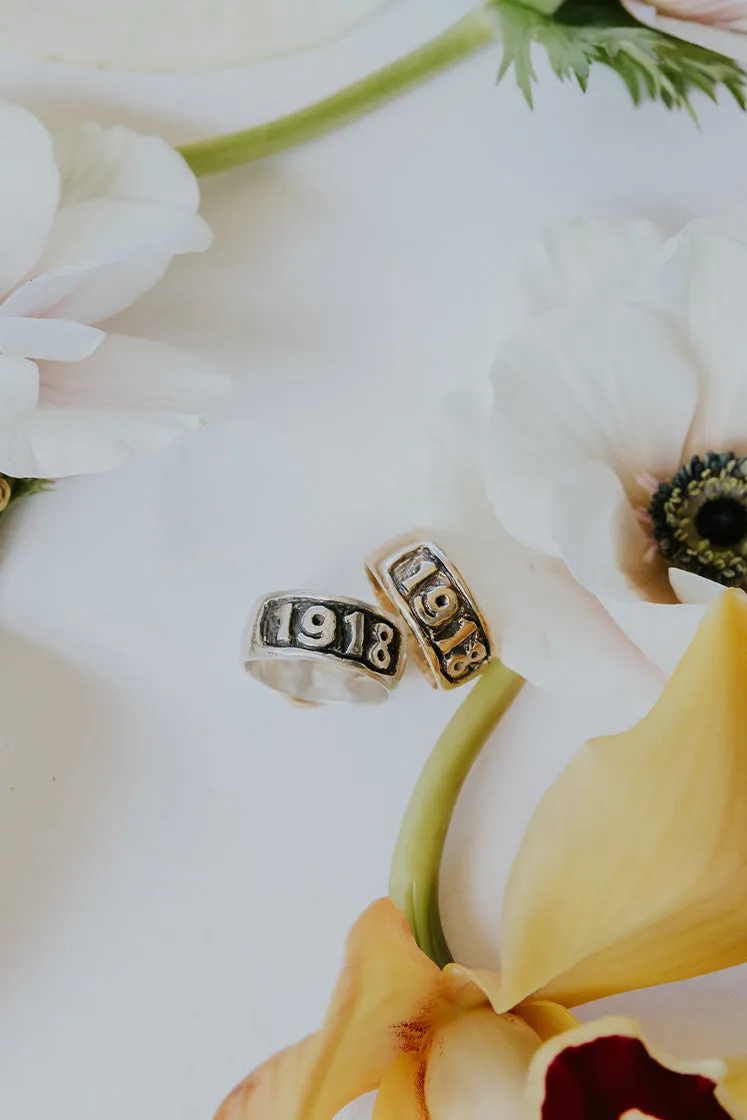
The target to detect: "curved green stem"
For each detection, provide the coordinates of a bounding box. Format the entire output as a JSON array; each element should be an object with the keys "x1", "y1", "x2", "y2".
[
  {"x1": 389, "y1": 660, "x2": 524, "y2": 967},
  {"x1": 178, "y1": 8, "x2": 496, "y2": 176}
]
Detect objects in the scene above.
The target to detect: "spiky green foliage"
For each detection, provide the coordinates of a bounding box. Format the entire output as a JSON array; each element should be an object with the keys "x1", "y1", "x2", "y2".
[
  {"x1": 1, "y1": 476, "x2": 51, "y2": 514},
  {"x1": 488, "y1": 0, "x2": 747, "y2": 115}
]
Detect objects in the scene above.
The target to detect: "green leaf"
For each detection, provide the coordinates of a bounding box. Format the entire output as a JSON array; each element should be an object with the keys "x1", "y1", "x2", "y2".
[
  {"x1": 0, "y1": 475, "x2": 52, "y2": 514},
  {"x1": 488, "y1": 0, "x2": 747, "y2": 114}
]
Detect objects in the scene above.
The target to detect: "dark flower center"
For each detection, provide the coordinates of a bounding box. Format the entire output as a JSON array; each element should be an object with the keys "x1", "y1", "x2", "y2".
[
  {"x1": 694, "y1": 497, "x2": 747, "y2": 548},
  {"x1": 648, "y1": 451, "x2": 747, "y2": 587},
  {"x1": 542, "y1": 1034, "x2": 730, "y2": 1119}
]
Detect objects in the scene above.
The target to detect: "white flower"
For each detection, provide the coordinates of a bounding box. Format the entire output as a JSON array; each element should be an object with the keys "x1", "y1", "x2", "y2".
[
  {"x1": 411, "y1": 206, "x2": 747, "y2": 700},
  {"x1": 0, "y1": 0, "x2": 392, "y2": 70},
  {"x1": 623, "y1": 1, "x2": 747, "y2": 63},
  {"x1": 0, "y1": 101, "x2": 228, "y2": 478}
]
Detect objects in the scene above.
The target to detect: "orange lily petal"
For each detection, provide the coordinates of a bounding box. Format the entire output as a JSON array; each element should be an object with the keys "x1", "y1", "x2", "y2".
[
  {"x1": 214, "y1": 899, "x2": 446, "y2": 1120},
  {"x1": 372, "y1": 1054, "x2": 426, "y2": 1120},
  {"x1": 425, "y1": 1007, "x2": 541, "y2": 1120},
  {"x1": 497, "y1": 589, "x2": 747, "y2": 1009},
  {"x1": 526, "y1": 1016, "x2": 742, "y2": 1120}
]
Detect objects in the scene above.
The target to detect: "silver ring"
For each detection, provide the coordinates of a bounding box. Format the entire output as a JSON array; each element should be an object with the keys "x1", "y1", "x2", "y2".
[
  {"x1": 366, "y1": 535, "x2": 493, "y2": 690},
  {"x1": 244, "y1": 591, "x2": 407, "y2": 705}
]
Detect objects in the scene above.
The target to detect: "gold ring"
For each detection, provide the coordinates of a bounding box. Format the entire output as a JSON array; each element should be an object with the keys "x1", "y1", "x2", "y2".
[{"x1": 365, "y1": 535, "x2": 493, "y2": 690}]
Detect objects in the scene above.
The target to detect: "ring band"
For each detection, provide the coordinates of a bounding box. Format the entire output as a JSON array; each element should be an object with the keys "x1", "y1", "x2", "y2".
[
  {"x1": 366, "y1": 536, "x2": 493, "y2": 690},
  {"x1": 244, "y1": 591, "x2": 407, "y2": 705}
]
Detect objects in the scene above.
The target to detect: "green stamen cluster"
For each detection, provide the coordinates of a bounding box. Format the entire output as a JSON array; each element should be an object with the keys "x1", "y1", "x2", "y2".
[{"x1": 649, "y1": 452, "x2": 747, "y2": 586}]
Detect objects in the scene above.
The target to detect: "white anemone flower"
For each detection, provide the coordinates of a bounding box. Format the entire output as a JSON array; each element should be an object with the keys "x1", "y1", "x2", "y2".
[
  {"x1": 0, "y1": 101, "x2": 228, "y2": 479},
  {"x1": 410, "y1": 207, "x2": 747, "y2": 699},
  {"x1": 623, "y1": 1, "x2": 747, "y2": 63},
  {"x1": 0, "y1": 0, "x2": 394, "y2": 71}
]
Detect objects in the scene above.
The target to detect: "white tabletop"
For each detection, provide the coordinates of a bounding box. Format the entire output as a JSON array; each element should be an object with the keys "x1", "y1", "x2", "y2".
[{"x1": 2, "y1": 3, "x2": 747, "y2": 1117}]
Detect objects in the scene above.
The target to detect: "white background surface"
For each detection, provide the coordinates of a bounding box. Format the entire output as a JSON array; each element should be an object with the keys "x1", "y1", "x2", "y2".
[{"x1": 2, "y1": 2, "x2": 747, "y2": 1117}]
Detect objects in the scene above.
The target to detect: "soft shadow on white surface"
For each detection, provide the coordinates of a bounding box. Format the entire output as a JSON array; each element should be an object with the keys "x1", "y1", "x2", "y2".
[{"x1": 0, "y1": 630, "x2": 125, "y2": 982}]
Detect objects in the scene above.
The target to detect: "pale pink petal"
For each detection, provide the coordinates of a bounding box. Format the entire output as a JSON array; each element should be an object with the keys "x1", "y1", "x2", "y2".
[
  {"x1": 623, "y1": 1, "x2": 747, "y2": 61},
  {"x1": 669, "y1": 568, "x2": 727, "y2": 606},
  {"x1": 551, "y1": 460, "x2": 672, "y2": 604},
  {"x1": 0, "y1": 101, "x2": 59, "y2": 294},
  {"x1": 489, "y1": 305, "x2": 699, "y2": 556},
  {"x1": 639, "y1": 1, "x2": 747, "y2": 20},
  {"x1": 37, "y1": 333, "x2": 229, "y2": 415},
  {"x1": 0, "y1": 334, "x2": 228, "y2": 477},
  {"x1": 0, "y1": 316, "x2": 103, "y2": 361},
  {"x1": 4, "y1": 200, "x2": 211, "y2": 325}
]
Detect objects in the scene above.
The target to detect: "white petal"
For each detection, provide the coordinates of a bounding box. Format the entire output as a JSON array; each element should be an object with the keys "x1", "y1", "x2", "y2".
[
  {"x1": 488, "y1": 304, "x2": 699, "y2": 555},
  {"x1": 623, "y1": 2, "x2": 747, "y2": 62},
  {"x1": 0, "y1": 406, "x2": 201, "y2": 478},
  {"x1": 0, "y1": 316, "x2": 103, "y2": 361},
  {"x1": 517, "y1": 217, "x2": 666, "y2": 320},
  {"x1": 405, "y1": 384, "x2": 658, "y2": 696},
  {"x1": 52, "y1": 122, "x2": 201, "y2": 210},
  {"x1": 551, "y1": 460, "x2": 672, "y2": 604},
  {"x1": 0, "y1": 334, "x2": 230, "y2": 478},
  {"x1": 0, "y1": 102, "x2": 59, "y2": 294},
  {"x1": 4, "y1": 199, "x2": 211, "y2": 325},
  {"x1": 37, "y1": 333, "x2": 229, "y2": 415},
  {"x1": 5, "y1": 122, "x2": 212, "y2": 324},
  {"x1": 426, "y1": 1010, "x2": 539, "y2": 1120},
  {"x1": 604, "y1": 599, "x2": 707, "y2": 677},
  {"x1": 669, "y1": 567, "x2": 727, "y2": 606},
  {"x1": 0, "y1": 0, "x2": 394, "y2": 70},
  {"x1": 675, "y1": 232, "x2": 747, "y2": 454},
  {"x1": 0, "y1": 356, "x2": 39, "y2": 424}
]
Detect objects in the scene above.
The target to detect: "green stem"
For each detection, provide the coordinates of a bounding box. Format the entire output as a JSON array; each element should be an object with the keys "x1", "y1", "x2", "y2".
[
  {"x1": 178, "y1": 8, "x2": 496, "y2": 176},
  {"x1": 389, "y1": 660, "x2": 524, "y2": 967}
]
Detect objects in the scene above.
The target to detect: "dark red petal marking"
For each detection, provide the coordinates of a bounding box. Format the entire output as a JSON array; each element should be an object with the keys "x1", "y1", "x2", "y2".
[{"x1": 542, "y1": 1035, "x2": 731, "y2": 1120}]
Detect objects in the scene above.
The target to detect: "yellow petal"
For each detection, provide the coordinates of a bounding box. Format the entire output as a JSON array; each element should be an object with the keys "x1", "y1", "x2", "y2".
[
  {"x1": 497, "y1": 589, "x2": 747, "y2": 1009},
  {"x1": 526, "y1": 1016, "x2": 740, "y2": 1119},
  {"x1": 425, "y1": 1008, "x2": 541, "y2": 1120},
  {"x1": 214, "y1": 899, "x2": 445, "y2": 1120},
  {"x1": 722, "y1": 1059, "x2": 747, "y2": 1116},
  {"x1": 515, "y1": 1000, "x2": 580, "y2": 1041},
  {"x1": 372, "y1": 1054, "x2": 426, "y2": 1120},
  {"x1": 442, "y1": 965, "x2": 577, "y2": 1041}
]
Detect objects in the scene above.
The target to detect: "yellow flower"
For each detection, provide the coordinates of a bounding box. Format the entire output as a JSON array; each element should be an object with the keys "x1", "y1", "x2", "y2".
[
  {"x1": 215, "y1": 897, "x2": 575, "y2": 1120},
  {"x1": 527, "y1": 1014, "x2": 747, "y2": 1119},
  {"x1": 216, "y1": 588, "x2": 747, "y2": 1119}
]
